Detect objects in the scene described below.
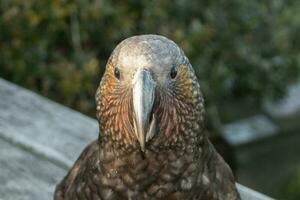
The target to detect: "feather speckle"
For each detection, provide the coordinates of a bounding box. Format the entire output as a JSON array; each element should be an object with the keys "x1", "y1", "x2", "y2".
[{"x1": 54, "y1": 35, "x2": 240, "y2": 200}]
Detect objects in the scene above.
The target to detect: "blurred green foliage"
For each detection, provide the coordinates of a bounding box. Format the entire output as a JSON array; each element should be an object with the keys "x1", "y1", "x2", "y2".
[
  {"x1": 282, "y1": 167, "x2": 300, "y2": 200},
  {"x1": 0, "y1": 0, "x2": 300, "y2": 123}
]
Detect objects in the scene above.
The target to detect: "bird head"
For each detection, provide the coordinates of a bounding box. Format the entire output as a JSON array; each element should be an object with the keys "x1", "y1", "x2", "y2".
[{"x1": 96, "y1": 35, "x2": 204, "y2": 152}]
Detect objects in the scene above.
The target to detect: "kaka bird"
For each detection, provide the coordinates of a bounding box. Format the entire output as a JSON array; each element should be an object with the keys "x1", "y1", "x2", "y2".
[{"x1": 54, "y1": 35, "x2": 240, "y2": 200}]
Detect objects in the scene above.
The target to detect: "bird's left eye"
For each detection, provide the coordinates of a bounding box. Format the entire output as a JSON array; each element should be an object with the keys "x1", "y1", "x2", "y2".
[
  {"x1": 170, "y1": 66, "x2": 177, "y2": 79},
  {"x1": 114, "y1": 67, "x2": 121, "y2": 80}
]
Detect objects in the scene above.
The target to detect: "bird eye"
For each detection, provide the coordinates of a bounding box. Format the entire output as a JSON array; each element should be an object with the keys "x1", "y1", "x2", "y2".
[
  {"x1": 170, "y1": 66, "x2": 177, "y2": 79},
  {"x1": 114, "y1": 67, "x2": 121, "y2": 80}
]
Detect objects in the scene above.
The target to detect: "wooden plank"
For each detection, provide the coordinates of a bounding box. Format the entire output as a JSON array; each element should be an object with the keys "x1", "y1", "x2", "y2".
[
  {"x1": 236, "y1": 184, "x2": 274, "y2": 200},
  {"x1": 0, "y1": 138, "x2": 65, "y2": 200},
  {"x1": 223, "y1": 115, "x2": 278, "y2": 146},
  {"x1": 0, "y1": 78, "x2": 98, "y2": 169}
]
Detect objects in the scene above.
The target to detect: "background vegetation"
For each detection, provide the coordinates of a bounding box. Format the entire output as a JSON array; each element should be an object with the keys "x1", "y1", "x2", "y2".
[
  {"x1": 1, "y1": 0, "x2": 299, "y2": 121},
  {"x1": 1, "y1": 0, "x2": 300, "y2": 198}
]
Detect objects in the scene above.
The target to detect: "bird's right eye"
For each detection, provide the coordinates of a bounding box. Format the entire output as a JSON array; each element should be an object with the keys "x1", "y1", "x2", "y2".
[
  {"x1": 114, "y1": 67, "x2": 121, "y2": 80},
  {"x1": 170, "y1": 66, "x2": 178, "y2": 79}
]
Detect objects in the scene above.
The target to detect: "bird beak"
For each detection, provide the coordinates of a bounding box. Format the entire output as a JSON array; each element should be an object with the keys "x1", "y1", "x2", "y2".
[{"x1": 132, "y1": 68, "x2": 156, "y2": 152}]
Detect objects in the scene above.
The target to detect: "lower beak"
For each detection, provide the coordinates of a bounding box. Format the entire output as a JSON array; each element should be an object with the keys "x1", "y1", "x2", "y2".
[{"x1": 132, "y1": 69, "x2": 156, "y2": 152}]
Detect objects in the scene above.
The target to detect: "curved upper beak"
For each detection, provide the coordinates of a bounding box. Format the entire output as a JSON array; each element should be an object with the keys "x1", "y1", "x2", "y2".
[{"x1": 132, "y1": 68, "x2": 156, "y2": 152}]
